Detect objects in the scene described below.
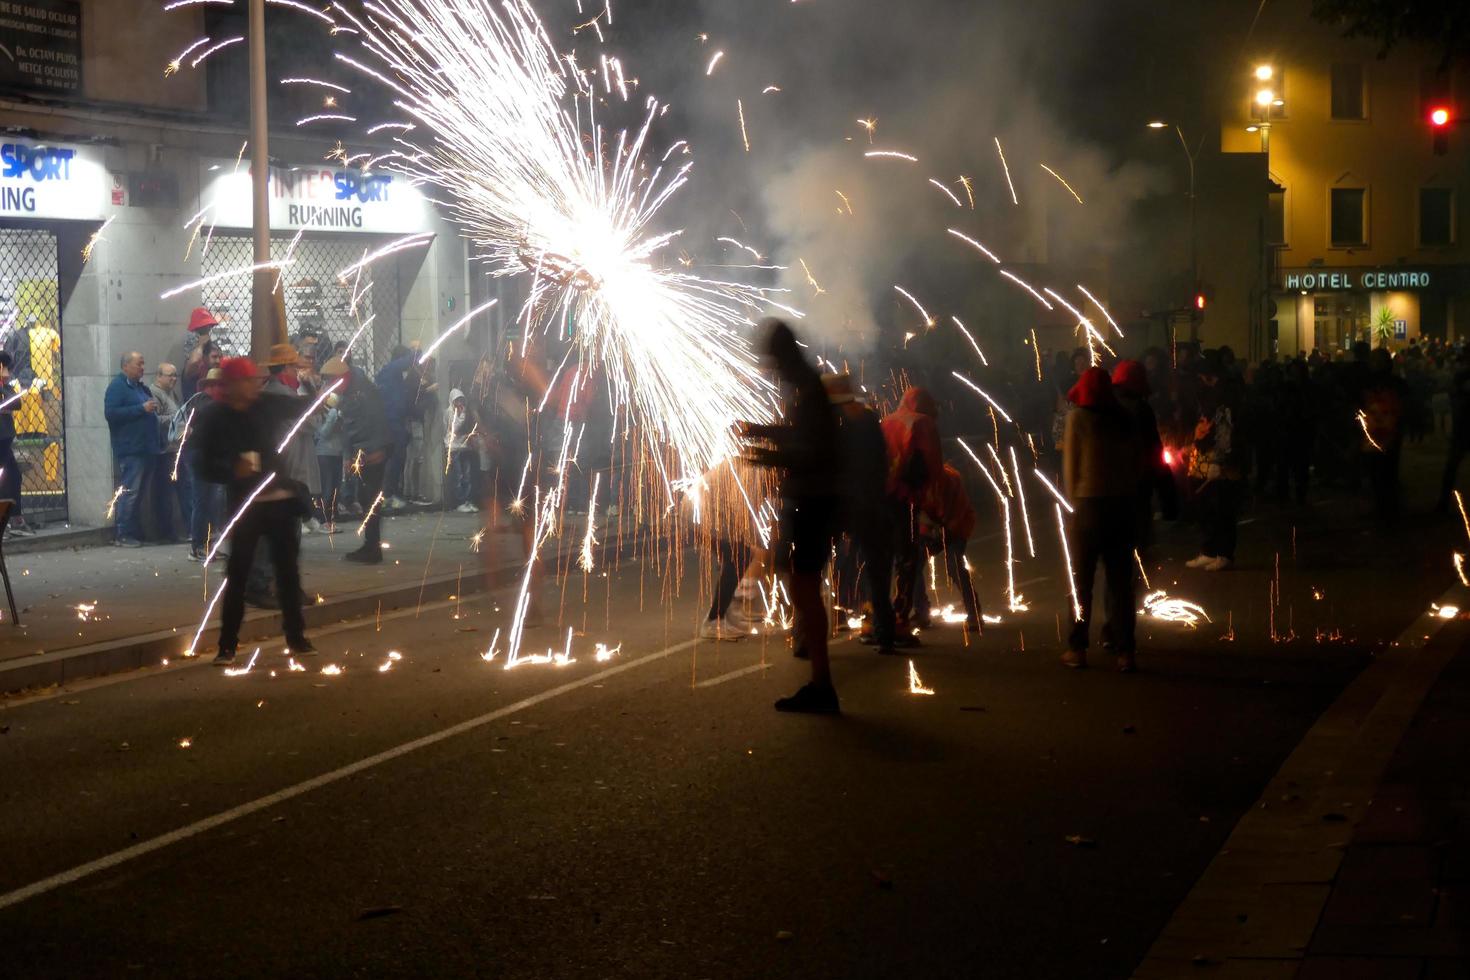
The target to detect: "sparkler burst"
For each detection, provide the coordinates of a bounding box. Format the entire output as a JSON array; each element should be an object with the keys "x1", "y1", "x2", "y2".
[{"x1": 327, "y1": 0, "x2": 779, "y2": 486}]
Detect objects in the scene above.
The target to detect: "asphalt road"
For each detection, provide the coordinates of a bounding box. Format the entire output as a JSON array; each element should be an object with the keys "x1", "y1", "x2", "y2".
[{"x1": 0, "y1": 484, "x2": 1458, "y2": 979}]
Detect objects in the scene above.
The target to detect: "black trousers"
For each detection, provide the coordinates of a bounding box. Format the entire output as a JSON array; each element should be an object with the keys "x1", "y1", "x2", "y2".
[
  {"x1": 892, "y1": 502, "x2": 924, "y2": 628},
  {"x1": 1366, "y1": 441, "x2": 1402, "y2": 520},
  {"x1": 708, "y1": 538, "x2": 749, "y2": 620},
  {"x1": 358, "y1": 459, "x2": 386, "y2": 549},
  {"x1": 942, "y1": 533, "x2": 982, "y2": 628},
  {"x1": 834, "y1": 506, "x2": 896, "y2": 645},
  {"x1": 1196, "y1": 479, "x2": 1242, "y2": 560},
  {"x1": 1068, "y1": 497, "x2": 1136, "y2": 654},
  {"x1": 219, "y1": 498, "x2": 308, "y2": 653}
]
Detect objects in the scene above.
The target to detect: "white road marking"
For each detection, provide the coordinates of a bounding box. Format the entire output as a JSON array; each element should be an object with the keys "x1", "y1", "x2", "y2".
[
  {"x1": 0, "y1": 637, "x2": 698, "y2": 912},
  {"x1": 694, "y1": 661, "x2": 772, "y2": 688}
]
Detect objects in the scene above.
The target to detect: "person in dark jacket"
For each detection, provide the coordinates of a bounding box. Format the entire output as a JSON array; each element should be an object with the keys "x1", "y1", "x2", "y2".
[
  {"x1": 1436, "y1": 349, "x2": 1470, "y2": 513},
  {"x1": 1062, "y1": 366, "x2": 1143, "y2": 672},
  {"x1": 104, "y1": 351, "x2": 161, "y2": 547},
  {"x1": 824, "y1": 374, "x2": 897, "y2": 654},
  {"x1": 922, "y1": 463, "x2": 983, "y2": 632},
  {"x1": 1111, "y1": 360, "x2": 1177, "y2": 552},
  {"x1": 178, "y1": 368, "x2": 225, "y2": 561},
  {"x1": 192, "y1": 357, "x2": 316, "y2": 666},
  {"x1": 321, "y1": 356, "x2": 390, "y2": 563},
  {"x1": 739, "y1": 319, "x2": 842, "y2": 714},
  {"x1": 881, "y1": 386, "x2": 943, "y2": 638},
  {"x1": 374, "y1": 346, "x2": 417, "y2": 508},
  {"x1": 1360, "y1": 348, "x2": 1406, "y2": 523},
  {"x1": 0, "y1": 352, "x2": 23, "y2": 530}
]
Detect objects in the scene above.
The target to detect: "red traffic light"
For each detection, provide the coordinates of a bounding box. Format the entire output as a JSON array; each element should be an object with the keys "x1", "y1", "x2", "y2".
[{"x1": 1430, "y1": 106, "x2": 1451, "y2": 127}]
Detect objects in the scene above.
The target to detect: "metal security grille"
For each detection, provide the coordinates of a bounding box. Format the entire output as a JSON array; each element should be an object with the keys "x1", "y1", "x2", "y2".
[
  {"x1": 0, "y1": 227, "x2": 66, "y2": 525},
  {"x1": 200, "y1": 234, "x2": 403, "y2": 371}
]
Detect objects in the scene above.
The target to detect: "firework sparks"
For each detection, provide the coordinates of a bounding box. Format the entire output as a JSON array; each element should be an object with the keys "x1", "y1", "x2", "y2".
[
  {"x1": 171, "y1": 409, "x2": 195, "y2": 482},
  {"x1": 185, "y1": 579, "x2": 229, "y2": 656},
  {"x1": 1142, "y1": 590, "x2": 1212, "y2": 627},
  {"x1": 951, "y1": 372, "x2": 1014, "y2": 423},
  {"x1": 417, "y1": 300, "x2": 500, "y2": 365},
  {"x1": 927, "y1": 178, "x2": 963, "y2": 207},
  {"x1": 1029, "y1": 329, "x2": 1042, "y2": 381},
  {"x1": 994, "y1": 137, "x2": 1018, "y2": 205},
  {"x1": 580, "y1": 471, "x2": 602, "y2": 572},
  {"x1": 894, "y1": 286, "x2": 936, "y2": 327},
  {"x1": 959, "y1": 439, "x2": 1025, "y2": 612},
  {"x1": 998, "y1": 269, "x2": 1054, "y2": 310},
  {"x1": 357, "y1": 492, "x2": 385, "y2": 536},
  {"x1": 705, "y1": 50, "x2": 724, "y2": 75},
  {"x1": 1010, "y1": 447, "x2": 1036, "y2": 557},
  {"x1": 857, "y1": 117, "x2": 877, "y2": 142},
  {"x1": 276, "y1": 379, "x2": 343, "y2": 452},
  {"x1": 947, "y1": 228, "x2": 1001, "y2": 265},
  {"x1": 203, "y1": 475, "x2": 277, "y2": 567},
  {"x1": 737, "y1": 98, "x2": 750, "y2": 152},
  {"x1": 1055, "y1": 504, "x2": 1082, "y2": 622},
  {"x1": 104, "y1": 485, "x2": 128, "y2": 520},
  {"x1": 951, "y1": 317, "x2": 988, "y2": 367},
  {"x1": 160, "y1": 260, "x2": 289, "y2": 301},
  {"x1": 75, "y1": 602, "x2": 97, "y2": 622},
  {"x1": 1455, "y1": 553, "x2": 1469, "y2": 587},
  {"x1": 1454, "y1": 492, "x2": 1470, "y2": 543},
  {"x1": 594, "y1": 642, "x2": 622, "y2": 662},
  {"x1": 164, "y1": 36, "x2": 214, "y2": 76},
  {"x1": 907, "y1": 660, "x2": 936, "y2": 696},
  {"x1": 1076, "y1": 284, "x2": 1123, "y2": 338},
  {"x1": 865, "y1": 150, "x2": 918, "y2": 163},
  {"x1": 958, "y1": 175, "x2": 975, "y2": 208},
  {"x1": 1357, "y1": 411, "x2": 1383, "y2": 452},
  {"x1": 222, "y1": 648, "x2": 261, "y2": 678},
  {"x1": 82, "y1": 215, "x2": 116, "y2": 265},
  {"x1": 1039, "y1": 164, "x2": 1084, "y2": 204},
  {"x1": 1032, "y1": 469, "x2": 1074, "y2": 514}
]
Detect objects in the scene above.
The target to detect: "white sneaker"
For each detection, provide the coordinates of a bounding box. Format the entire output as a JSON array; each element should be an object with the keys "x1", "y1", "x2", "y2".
[
  {"x1": 699, "y1": 618, "x2": 745, "y2": 641},
  {"x1": 1185, "y1": 554, "x2": 1213, "y2": 569},
  {"x1": 724, "y1": 605, "x2": 753, "y2": 633},
  {"x1": 455, "y1": 502, "x2": 476, "y2": 513},
  {"x1": 1203, "y1": 556, "x2": 1233, "y2": 572},
  {"x1": 389, "y1": 496, "x2": 408, "y2": 510},
  {"x1": 306, "y1": 518, "x2": 324, "y2": 533}
]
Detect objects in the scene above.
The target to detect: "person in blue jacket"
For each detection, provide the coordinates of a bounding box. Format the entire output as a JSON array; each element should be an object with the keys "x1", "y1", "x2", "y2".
[{"x1": 104, "y1": 351, "x2": 161, "y2": 547}]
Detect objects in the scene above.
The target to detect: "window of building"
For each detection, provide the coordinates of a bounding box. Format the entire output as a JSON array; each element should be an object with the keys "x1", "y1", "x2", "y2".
[
  {"x1": 1330, "y1": 187, "x2": 1368, "y2": 247},
  {"x1": 1420, "y1": 187, "x2": 1455, "y2": 246},
  {"x1": 1267, "y1": 182, "x2": 1287, "y2": 245},
  {"x1": 1331, "y1": 63, "x2": 1366, "y2": 120}
]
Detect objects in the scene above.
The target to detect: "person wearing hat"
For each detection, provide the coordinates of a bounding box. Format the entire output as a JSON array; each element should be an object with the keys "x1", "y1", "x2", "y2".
[
  {"x1": 320, "y1": 356, "x2": 390, "y2": 563},
  {"x1": 192, "y1": 356, "x2": 316, "y2": 665},
  {"x1": 178, "y1": 367, "x2": 225, "y2": 561},
  {"x1": 824, "y1": 373, "x2": 897, "y2": 655},
  {"x1": 179, "y1": 307, "x2": 220, "y2": 398}
]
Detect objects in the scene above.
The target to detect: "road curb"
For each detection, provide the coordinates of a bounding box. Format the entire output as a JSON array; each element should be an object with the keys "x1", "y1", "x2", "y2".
[
  {"x1": 0, "y1": 553, "x2": 533, "y2": 696},
  {"x1": 1130, "y1": 590, "x2": 1470, "y2": 979}
]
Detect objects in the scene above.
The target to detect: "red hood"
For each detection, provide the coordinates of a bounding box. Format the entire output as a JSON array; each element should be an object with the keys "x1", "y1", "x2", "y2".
[
  {"x1": 898, "y1": 386, "x2": 939, "y2": 418},
  {"x1": 1067, "y1": 366, "x2": 1116, "y2": 408},
  {"x1": 1111, "y1": 360, "x2": 1150, "y2": 397}
]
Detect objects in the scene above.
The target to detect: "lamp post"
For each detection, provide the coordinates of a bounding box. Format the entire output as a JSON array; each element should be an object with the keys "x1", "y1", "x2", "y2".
[
  {"x1": 1147, "y1": 120, "x2": 1203, "y2": 337},
  {"x1": 247, "y1": 0, "x2": 278, "y2": 360}
]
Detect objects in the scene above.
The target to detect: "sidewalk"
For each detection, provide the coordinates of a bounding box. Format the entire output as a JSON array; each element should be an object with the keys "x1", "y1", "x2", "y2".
[{"x1": 0, "y1": 508, "x2": 552, "y2": 693}]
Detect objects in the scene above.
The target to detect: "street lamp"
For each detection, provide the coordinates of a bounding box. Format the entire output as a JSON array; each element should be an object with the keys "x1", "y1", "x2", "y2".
[
  {"x1": 1146, "y1": 121, "x2": 1203, "y2": 336},
  {"x1": 1254, "y1": 64, "x2": 1274, "y2": 82}
]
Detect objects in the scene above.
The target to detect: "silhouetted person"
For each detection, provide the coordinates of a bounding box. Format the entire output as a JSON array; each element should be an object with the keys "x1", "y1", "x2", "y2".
[
  {"x1": 193, "y1": 357, "x2": 315, "y2": 666},
  {"x1": 739, "y1": 319, "x2": 841, "y2": 714},
  {"x1": 1062, "y1": 367, "x2": 1142, "y2": 672}
]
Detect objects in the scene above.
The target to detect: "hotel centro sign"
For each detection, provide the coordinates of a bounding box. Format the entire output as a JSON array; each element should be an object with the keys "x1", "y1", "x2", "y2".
[
  {"x1": 199, "y1": 159, "x2": 430, "y2": 234},
  {"x1": 1283, "y1": 268, "x2": 1433, "y2": 291}
]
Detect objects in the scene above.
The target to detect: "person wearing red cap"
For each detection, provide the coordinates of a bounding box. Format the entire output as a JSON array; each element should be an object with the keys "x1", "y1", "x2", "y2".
[
  {"x1": 1111, "y1": 360, "x2": 1178, "y2": 553},
  {"x1": 192, "y1": 356, "x2": 316, "y2": 665},
  {"x1": 179, "y1": 307, "x2": 220, "y2": 396},
  {"x1": 1062, "y1": 366, "x2": 1143, "y2": 672}
]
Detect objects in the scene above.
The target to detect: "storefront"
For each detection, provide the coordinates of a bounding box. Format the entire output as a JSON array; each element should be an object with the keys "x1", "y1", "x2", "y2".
[
  {"x1": 196, "y1": 158, "x2": 435, "y2": 371},
  {"x1": 0, "y1": 136, "x2": 109, "y2": 523},
  {"x1": 1274, "y1": 265, "x2": 1469, "y2": 356}
]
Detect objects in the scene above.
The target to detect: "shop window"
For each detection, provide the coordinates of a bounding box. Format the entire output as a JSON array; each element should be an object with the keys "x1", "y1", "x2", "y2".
[
  {"x1": 0, "y1": 229, "x2": 67, "y2": 525},
  {"x1": 1330, "y1": 187, "x2": 1367, "y2": 247},
  {"x1": 1331, "y1": 64, "x2": 1366, "y2": 120},
  {"x1": 1267, "y1": 183, "x2": 1287, "y2": 245},
  {"x1": 1419, "y1": 187, "x2": 1455, "y2": 247},
  {"x1": 200, "y1": 235, "x2": 403, "y2": 373}
]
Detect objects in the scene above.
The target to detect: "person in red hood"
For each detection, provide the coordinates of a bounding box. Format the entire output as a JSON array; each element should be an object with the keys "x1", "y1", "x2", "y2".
[
  {"x1": 881, "y1": 386, "x2": 943, "y2": 640},
  {"x1": 1061, "y1": 366, "x2": 1143, "y2": 672},
  {"x1": 919, "y1": 463, "x2": 982, "y2": 632}
]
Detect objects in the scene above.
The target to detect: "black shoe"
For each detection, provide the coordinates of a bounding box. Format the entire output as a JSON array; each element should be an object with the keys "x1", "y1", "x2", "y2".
[
  {"x1": 343, "y1": 547, "x2": 383, "y2": 565},
  {"x1": 775, "y1": 682, "x2": 841, "y2": 715},
  {"x1": 115, "y1": 537, "x2": 143, "y2": 549},
  {"x1": 212, "y1": 649, "x2": 237, "y2": 667},
  {"x1": 243, "y1": 592, "x2": 279, "y2": 610},
  {"x1": 286, "y1": 639, "x2": 317, "y2": 656}
]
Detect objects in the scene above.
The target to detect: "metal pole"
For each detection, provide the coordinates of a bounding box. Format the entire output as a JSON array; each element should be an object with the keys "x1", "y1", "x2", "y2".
[
  {"x1": 248, "y1": 0, "x2": 277, "y2": 360},
  {"x1": 1176, "y1": 126, "x2": 1200, "y2": 341}
]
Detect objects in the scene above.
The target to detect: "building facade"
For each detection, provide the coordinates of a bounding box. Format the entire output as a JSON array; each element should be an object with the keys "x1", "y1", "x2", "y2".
[
  {"x1": 1220, "y1": 0, "x2": 1470, "y2": 358},
  {"x1": 0, "y1": 0, "x2": 477, "y2": 529}
]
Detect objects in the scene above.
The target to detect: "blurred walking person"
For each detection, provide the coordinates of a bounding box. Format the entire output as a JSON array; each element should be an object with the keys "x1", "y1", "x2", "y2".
[
  {"x1": 1062, "y1": 366, "x2": 1143, "y2": 672},
  {"x1": 1111, "y1": 360, "x2": 1177, "y2": 553},
  {"x1": 192, "y1": 358, "x2": 316, "y2": 666},
  {"x1": 740, "y1": 319, "x2": 842, "y2": 714},
  {"x1": 925, "y1": 463, "x2": 983, "y2": 633},
  {"x1": 1185, "y1": 354, "x2": 1246, "y2": 571},
  {"x1": 178, "y1": 368, "x2": 226, "y2": 561},
  {"x1": 321, "y1": 357, "x2": 390, "y2": 564},
  {"x1": 443, "y1": 387, "x2": 479, "y2": 512},
  {"x1": 824, "y1": 374, "x2": 897, "y2": 655},
  {"x1": 1360, "y1": 348, "x2": 1406, "y2": 523},
  {"x1": 881, "y1": 386, "x2": 944, "y2": 639}
]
